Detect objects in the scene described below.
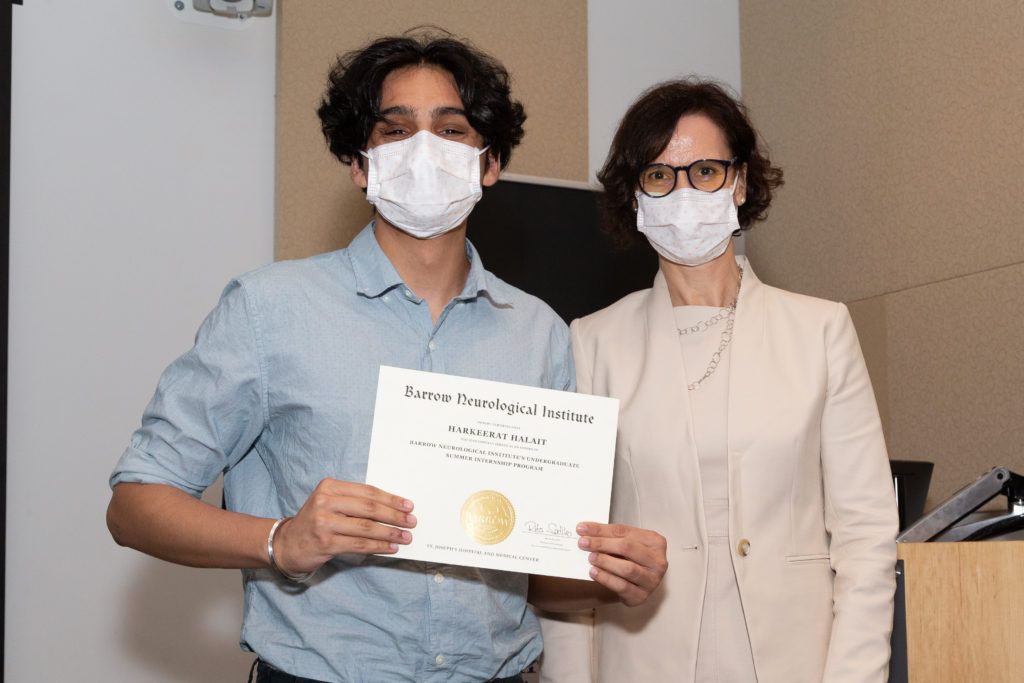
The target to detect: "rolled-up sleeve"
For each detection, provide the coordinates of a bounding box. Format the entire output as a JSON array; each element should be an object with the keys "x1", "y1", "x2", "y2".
[{"x1": 109, "y1": 279, "x2": 267, "y2": 497}]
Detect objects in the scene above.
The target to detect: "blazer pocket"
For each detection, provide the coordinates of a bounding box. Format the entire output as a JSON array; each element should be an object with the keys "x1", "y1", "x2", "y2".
[{"x1": 785, "y1": 552, "x2": 831, "y2": 564}]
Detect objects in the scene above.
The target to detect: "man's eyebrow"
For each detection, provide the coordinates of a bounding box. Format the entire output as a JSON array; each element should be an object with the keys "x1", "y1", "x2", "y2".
[
  {"x1": 433, "y1": 106, "x2": 466, "y2": 118},
  {"x1": 376, "y1": 105, "x2": 467, "y2": 120},
  {"x1": 377, "y1": 105, "x2": 415, "y2": 119}
]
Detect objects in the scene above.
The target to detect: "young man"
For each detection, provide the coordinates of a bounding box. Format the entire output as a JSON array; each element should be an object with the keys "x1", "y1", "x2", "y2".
[{"x1": 107, "y1": 32, "x2": 666, "y2": 682}]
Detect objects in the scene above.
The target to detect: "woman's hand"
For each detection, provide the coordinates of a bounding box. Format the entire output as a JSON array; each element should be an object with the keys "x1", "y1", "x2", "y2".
[{"x1": 577, "y1": 522, "x2": 668, "y2": 606}]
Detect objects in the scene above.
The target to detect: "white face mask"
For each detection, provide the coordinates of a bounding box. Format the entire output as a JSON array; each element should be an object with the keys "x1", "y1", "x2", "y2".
[
  {"x1": 361, "y1": 130, "x2": 489, "y2": 239},
  {"x1": 636, "y1": 178, "x2": 741, "y2": 266}
]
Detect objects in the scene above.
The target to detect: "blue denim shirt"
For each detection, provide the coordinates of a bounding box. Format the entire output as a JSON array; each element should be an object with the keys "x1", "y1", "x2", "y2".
[{"x1": 111, "y1": 224, "x2": 574, "y2": 682}]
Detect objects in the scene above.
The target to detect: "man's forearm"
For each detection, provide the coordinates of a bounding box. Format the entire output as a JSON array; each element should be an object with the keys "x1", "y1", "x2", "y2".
[{"x1": 107, "y1": 482, "x2": 274, "y2": 569}]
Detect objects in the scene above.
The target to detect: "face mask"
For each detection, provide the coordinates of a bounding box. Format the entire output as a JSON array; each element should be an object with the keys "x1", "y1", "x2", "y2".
[
  {"x1": 361, "y1": 130, "x2": 488, "y2": 239},
  {"x1": 635, "y1": 178, "x2": 741, "y2": 266}
]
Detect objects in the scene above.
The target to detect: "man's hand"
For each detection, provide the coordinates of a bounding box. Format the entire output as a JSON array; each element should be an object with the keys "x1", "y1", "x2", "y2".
[
  {"x1": 273, "y1": 479, "x2": 416, "y2": 575},
  {"x1": 577, "y1": 522, "x2": 668, "y2": 606}
]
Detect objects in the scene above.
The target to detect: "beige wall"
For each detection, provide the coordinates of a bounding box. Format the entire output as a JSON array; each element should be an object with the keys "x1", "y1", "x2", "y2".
[
  {"x1": 741, "y1": 2, "x2": 1024, "y2": 508},
  {"x1": 276, "y1": 0, "x2": 587, "y2": 260}
]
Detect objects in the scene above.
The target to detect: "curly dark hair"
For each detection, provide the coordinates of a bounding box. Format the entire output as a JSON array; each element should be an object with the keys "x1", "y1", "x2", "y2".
[
  {"x1": 317, "y1": 28, "x2": 526, "y2": 170},
  {"x1": 597, "y1": 79, "x2": 784, "y2": 247}
]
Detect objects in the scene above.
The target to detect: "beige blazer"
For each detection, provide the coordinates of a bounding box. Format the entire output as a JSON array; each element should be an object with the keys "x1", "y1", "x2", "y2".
[{"x1": 539, "y1": 258, "x2": 898, "y2": 683}]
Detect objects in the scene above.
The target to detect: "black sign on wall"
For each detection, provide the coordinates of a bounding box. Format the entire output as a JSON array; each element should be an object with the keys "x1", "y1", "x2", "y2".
[{"x1": 468, "y1": 180, "x2": 657, "y2": 324}]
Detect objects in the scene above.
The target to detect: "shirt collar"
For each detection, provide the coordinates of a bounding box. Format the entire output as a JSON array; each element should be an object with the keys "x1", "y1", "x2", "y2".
[
  {"x1": 348, "y1": 223, "x2": 405, "y2": 298},
  {"x1": 458, "y1": 238, "x2": 512, "y2": 306},
  {"x1": 348, "y1": 222, "x2": 511, "y2": 306}
]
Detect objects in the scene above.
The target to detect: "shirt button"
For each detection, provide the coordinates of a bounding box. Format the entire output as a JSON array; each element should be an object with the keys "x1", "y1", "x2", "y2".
[
  {"x1": 404, "y1": 288, "x2": 413, "y2": 298},
  {"x1": 737, "y1": 538, "x2": 751, "y2": 557},
  {"x1": 435, "y1": 654, "x2": 445, "y2": 666},
  {"x1": 433, "y1": 571, "x2": 444, "y2": 584},
  {"x1": 381, "y1": 294, "x2": 390, "y2": 303},
  {"x1": 428, "y1": 340, "x2": 437, "y2": 352}
]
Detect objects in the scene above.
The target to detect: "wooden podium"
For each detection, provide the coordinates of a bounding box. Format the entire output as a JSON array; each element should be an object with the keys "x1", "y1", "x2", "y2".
[{"x1": 895, "y1": 542, "x2": 1024, "y2": 682}]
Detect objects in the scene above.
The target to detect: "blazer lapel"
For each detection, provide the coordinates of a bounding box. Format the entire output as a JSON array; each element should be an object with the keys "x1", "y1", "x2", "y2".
[
  {"x1": 640, "y1": 270, "x2": 707, "y2": 542},
  {"x1": 726, "y1": 256, "x2": 768, "y2": 529}
]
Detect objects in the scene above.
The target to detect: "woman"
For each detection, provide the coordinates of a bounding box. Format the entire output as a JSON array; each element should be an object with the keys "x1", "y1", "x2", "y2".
[{"x1": 539, "y1": 80, "x2": 898, "y2": 682}]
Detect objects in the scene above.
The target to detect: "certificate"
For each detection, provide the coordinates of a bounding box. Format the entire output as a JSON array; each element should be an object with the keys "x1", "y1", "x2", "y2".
[{"x1": 364, "y1": 366, "x2": 618, "y2": 580}]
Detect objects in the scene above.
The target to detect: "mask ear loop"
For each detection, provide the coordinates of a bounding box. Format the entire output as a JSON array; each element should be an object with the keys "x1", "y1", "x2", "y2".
[
  {"x1": 730, "y1": 168, "x2": 744, "y2": 237},
  {"x1": 474, "y1": 145, "x2": 492, "y2": 187},
  {"x1": 727, "y1": 168, "x2": 741, "y2": 193},
  {"x1": 359, "y1": 149, "x2": 380, "y2": 201},
  {"x1": 633, "y1": 190, "x2": 645, "y2": 230}
]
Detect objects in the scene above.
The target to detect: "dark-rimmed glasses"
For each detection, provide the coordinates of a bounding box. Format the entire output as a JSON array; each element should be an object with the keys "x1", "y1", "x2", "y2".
[{"x1": 639, "y1": 158, "x2": 738, "y2": 197}]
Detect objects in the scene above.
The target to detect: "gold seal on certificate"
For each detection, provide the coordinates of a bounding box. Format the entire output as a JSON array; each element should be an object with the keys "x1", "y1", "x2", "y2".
[{"x1": 460, "y1": 490, "x2": 516, "y2": 545}]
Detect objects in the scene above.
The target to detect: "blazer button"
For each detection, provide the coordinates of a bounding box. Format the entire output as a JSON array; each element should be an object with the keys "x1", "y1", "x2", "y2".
[{"x1": 737, "y1": 538, "x2": 751, "y2": 557}]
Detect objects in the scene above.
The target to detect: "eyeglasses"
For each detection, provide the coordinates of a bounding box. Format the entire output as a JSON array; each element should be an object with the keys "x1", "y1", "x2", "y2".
[{"x1": 638, "y1": 158, "x2": 738, "y2": 197}]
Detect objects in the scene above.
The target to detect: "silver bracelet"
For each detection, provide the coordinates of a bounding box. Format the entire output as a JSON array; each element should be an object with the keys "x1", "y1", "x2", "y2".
[{"x1": 267, "y1": 517, "x2": 316, "y2": 583}]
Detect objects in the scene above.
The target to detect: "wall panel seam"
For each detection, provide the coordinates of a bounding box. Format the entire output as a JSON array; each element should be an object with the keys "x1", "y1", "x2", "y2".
[{"x1": 846, "y1": 260, "x2": 1024, "y2": 304}]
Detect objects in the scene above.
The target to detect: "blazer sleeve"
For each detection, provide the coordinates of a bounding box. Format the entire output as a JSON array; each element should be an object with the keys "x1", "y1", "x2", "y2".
[
  {"x1": 537, "y1": 318, "x2": 596, "y2": 683},
  {"x1": 569, "y1": 317, "x2": 594, "y2": 395},
  {"x1": 820, "y1": 303, "x2": 899, "y2": 683},
  {"x1": 537, "y1": 610, "x2": 595, "y2": 683}
]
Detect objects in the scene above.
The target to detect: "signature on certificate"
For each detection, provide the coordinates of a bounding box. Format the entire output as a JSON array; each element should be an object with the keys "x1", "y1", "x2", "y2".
[{"x1": 523, "y1": 521, "x2": 576, "y2": 538}]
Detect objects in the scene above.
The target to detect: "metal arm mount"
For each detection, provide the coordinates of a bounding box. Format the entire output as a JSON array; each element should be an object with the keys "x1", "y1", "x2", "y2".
[{"x1": 897, "y1": 466, "x2": 1024, "y2": 542}]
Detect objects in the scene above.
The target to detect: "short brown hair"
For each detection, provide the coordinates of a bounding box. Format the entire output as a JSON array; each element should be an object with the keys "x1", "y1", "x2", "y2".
[{"x1": 597, "y1": 79, "x2": 784, "y2": 246}]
